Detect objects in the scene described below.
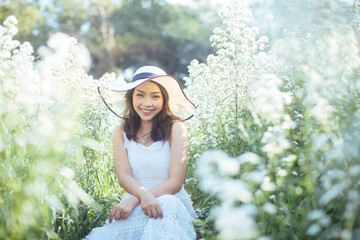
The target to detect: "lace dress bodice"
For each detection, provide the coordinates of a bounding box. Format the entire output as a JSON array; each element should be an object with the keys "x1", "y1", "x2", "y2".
[
  {"x1": 123, "y1": 133, "x2": 196, "y2": 218},
  {"x1": 125, "y1": 137, "x2": 170, "y2": 189}
]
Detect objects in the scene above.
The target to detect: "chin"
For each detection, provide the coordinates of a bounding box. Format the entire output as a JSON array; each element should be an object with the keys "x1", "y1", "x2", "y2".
[{"x1": 140, "y1": 115, "x2": 155, "y2": 122}]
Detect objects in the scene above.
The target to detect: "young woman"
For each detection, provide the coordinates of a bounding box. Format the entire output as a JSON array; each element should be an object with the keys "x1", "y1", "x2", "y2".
[{"x1": 84, "y1": 66, "x2": 197, "y2": 239}]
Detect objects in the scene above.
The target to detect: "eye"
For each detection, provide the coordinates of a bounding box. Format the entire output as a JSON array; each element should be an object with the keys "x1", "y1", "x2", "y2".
[
  {"x1": 136, "y1": 93, "x2": 143, "y2": 97},
  {"x1": 153, "y1": 95, "x2": 161, "y2": 99}
]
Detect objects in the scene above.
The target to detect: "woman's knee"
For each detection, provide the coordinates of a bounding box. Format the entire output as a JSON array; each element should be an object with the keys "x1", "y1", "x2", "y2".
[
  {"x1": 157, "y1": 194, "x2": 182, "y2": 208},
  {"x1": 158, "y1": 194, "x2": 177, "y2": 201}
]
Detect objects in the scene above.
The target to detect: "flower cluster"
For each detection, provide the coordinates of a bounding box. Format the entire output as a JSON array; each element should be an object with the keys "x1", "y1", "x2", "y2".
[{"x1": 186, "y1": 0, "x2": 360, "y2": 239}]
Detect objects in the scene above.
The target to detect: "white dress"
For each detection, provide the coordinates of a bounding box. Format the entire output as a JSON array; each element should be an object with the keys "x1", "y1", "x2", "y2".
[{"x1": 84, "y1": 132, "x2": 197, "y2": 240}]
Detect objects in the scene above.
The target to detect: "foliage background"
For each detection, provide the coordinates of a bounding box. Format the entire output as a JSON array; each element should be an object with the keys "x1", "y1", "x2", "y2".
[
  {"x1": 1, "y1": 0, "x2": 360, "y2": 240},
  {"x1": 0, "y1": 0, "x2": 220, "y2": 79}
]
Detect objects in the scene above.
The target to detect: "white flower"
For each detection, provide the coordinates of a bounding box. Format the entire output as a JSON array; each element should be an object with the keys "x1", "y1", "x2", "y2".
[
  {"x1": 261, "y1": 176, "x2": 276, "y2": 192},
  {"x1": 277, "y1": 169, "x2": 287, "y2": 177},
  {"x1": 218, "y1": 156, "x2": 240, "y2": 176},
  {"x1": 3, "y1": 15, "x2": 18, "y2": 26},
  {"x1": 307, "y1": 210, "x2": 325, "y2": 221},
  {"x1": 220, "y1": 179, "x2": 253, "y2": 203},
  {"x1": 320, "y1": 180, "x2": 351, "y2": 205},
  {"x1": 60, "y1": 166, "x2": 75, "y2": 180},
  {"x1": 20, "y1": 42, "x2": 34, "y2": 56},
  {"x1": 307, "y1": 224, "x2": 321, "y2": 236},
  {"x1": 197, "y1": 150, "x2": 240, "y2": 179},
  {"x1": 47, "y1": 32, "x2": 71, "y2": 50},
  {"x1": 242, "y1": 170, "x2": 267, "y2": 184},
  {"x1": 263, "y1": 202, "x2": 277, "y2": 214},
  {"x1": 215, "y1": 204, "x2": 258, "y2": 240},
  {"x1": 238, "y1": 152, "x2": 261, "y2": 165}
]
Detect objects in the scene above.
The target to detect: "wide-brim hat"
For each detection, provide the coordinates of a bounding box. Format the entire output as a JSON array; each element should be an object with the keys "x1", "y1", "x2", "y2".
[{"x1": 98, "y1": 66, "x2": 196, "y2": 121}]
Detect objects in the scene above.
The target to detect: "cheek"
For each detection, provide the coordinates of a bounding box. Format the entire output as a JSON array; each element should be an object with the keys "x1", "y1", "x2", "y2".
[
  {"x1": 157, "y1": 100, "x2": 164, "y2": 109},
  {"x1": 132, "y1": 96, "x2": 136, "y2": 105},
  {"x1": 132, "y1": 97, "x2": 140, "y2": 106}
]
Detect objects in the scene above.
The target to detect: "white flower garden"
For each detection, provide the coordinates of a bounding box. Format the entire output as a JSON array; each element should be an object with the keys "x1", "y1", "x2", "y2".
[{"x1": 1, "y1": 0, "x2": 360, "y2": 239}]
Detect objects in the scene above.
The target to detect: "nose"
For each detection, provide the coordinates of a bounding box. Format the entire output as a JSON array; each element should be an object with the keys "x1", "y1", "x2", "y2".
[{"x1": 143, "y1": 96, "x2": 152, "y2": 106}]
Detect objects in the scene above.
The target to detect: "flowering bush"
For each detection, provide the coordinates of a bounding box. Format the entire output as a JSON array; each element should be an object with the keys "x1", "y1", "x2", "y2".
[
  {"x1": 0, "y1": 16, "x2": 88, "y2": 238},
  {"x1": 0, "y1": 16, "x2": 123, "y2": 239},
  {"x1": 186, "y1": 0, "x2": 360, "y2": 239}
]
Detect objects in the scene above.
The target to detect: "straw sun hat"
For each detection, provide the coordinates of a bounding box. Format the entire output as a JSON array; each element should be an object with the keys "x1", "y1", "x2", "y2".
[{"x1": 98, "y1": 66, "x2": 196, "y2": 121}]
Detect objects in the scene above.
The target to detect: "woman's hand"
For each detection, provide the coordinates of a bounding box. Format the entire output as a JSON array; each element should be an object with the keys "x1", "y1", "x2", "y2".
[
  {"x1": 139, "y1": 190, "x2": 163, "y2": 219},
  {"x1": 109, "y1": 196, "x2": 139, "y2": 223}
]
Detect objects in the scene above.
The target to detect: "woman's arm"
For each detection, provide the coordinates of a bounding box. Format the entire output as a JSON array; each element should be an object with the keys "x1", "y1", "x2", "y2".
[
  {"x1": 110, "y1": 125, "x2": 163, "y2": 222},
  {"x1": 112, "y1": 125, "x2": 144, "y2": 197}
]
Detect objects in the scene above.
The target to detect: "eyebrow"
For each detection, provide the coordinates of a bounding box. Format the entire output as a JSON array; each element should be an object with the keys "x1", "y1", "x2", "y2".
[{"x1": 136, "y1": 89, "x2": 161, "y2": 94}]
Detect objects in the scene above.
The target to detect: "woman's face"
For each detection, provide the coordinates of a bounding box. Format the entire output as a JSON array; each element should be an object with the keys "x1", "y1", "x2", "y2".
[{"x1": 132, "y1": 81, "x2": 164, "y2": 122}]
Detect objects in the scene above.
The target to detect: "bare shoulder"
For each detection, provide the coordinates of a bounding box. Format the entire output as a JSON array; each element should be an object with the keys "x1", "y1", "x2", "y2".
[
  {"x1": 169, "y1": 121, "x2": 189, "y2": 154},
  {"x1": 171, "y1": 121, "x2": 188, "y2": 139},
  {"x1": 113, "y1": 125, "x2": 124, "y2": 143}
]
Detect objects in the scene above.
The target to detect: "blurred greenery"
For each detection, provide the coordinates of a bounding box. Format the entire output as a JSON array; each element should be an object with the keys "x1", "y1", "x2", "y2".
[{"x1": 0, "y1": 0, "x2": 220, "y2": 79}]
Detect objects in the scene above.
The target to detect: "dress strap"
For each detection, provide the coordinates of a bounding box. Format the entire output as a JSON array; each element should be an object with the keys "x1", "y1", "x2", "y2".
[{"x1": 122, "y1": 130, "x2": 130, "y2": 149}]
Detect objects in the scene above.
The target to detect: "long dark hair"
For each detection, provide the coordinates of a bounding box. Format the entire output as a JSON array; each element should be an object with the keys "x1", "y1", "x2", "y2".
[{"x1": 122, "y1": 81, "x2": 180, "y2": 142}]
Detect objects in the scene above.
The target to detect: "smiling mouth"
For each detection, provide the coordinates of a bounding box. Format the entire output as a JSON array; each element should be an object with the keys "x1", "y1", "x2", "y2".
[{"x1": 141, "y1": 109, "x2": 155, "y2": 114}]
